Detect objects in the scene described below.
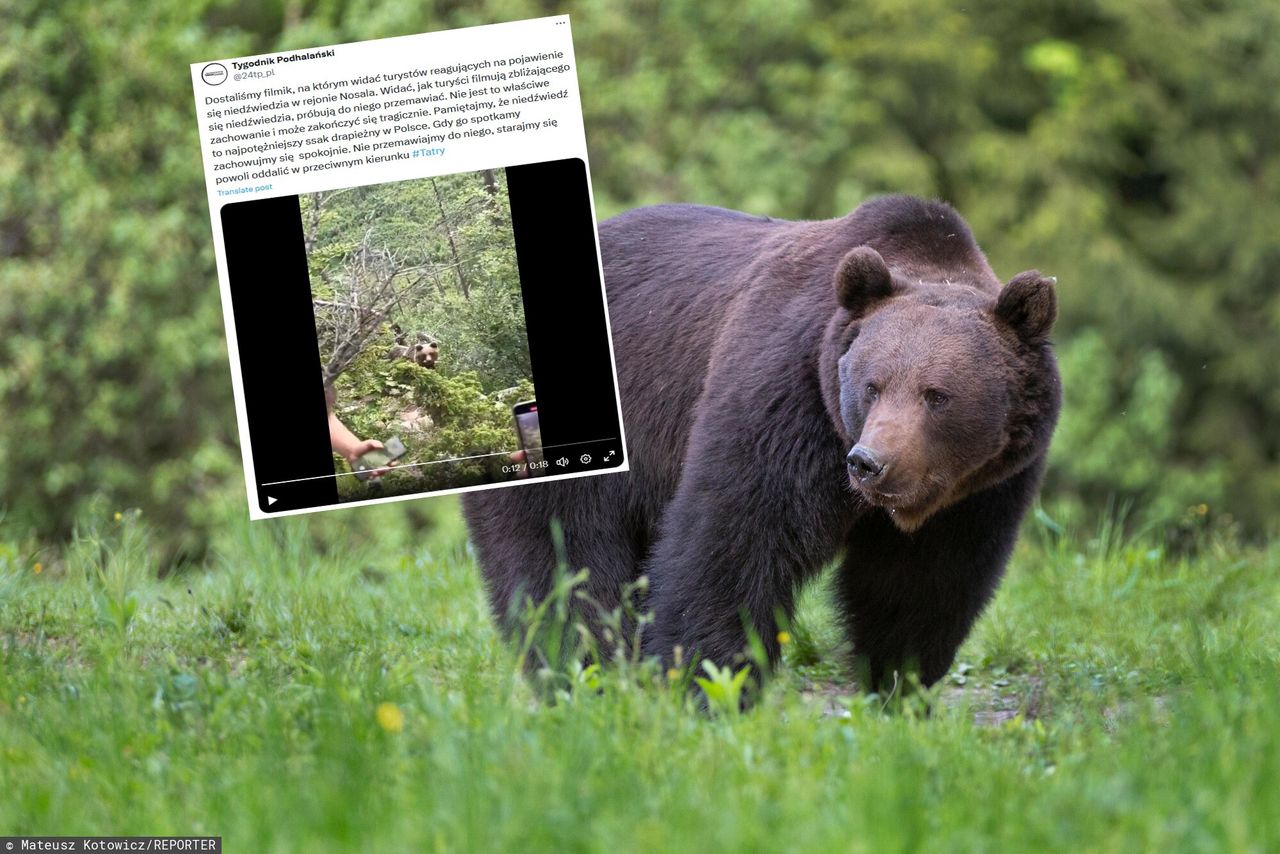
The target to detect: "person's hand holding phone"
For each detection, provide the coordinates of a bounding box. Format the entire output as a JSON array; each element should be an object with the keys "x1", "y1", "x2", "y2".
[
  {"x1": 349, "y1": 439, "x2": 394, "y2": 480},
  {"x1": 329, "y1": 411, "x2": 403, "y2": 481},
  {"x1": 352, "y1": 436, "x2": 407, "y2": 481}
]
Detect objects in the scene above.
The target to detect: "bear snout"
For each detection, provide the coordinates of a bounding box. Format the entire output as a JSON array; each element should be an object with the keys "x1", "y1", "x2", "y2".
[{"x1": 846, "y1": 444, "x2": 885, "y2": 482}]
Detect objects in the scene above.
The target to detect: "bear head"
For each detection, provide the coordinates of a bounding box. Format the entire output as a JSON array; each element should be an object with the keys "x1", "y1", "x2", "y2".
[
  {"x1": 413, "y1": 340, "x2": 440, "y2": 369},
  {"x1": 827, "y1": 246, "x2": 1061, "y2": 532}
]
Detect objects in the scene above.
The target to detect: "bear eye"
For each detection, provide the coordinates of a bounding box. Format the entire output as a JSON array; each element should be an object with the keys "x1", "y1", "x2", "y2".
[
  {"x1": 865, "y1": 383, "x2": 880, "y2": 403},
  {"x1": 924, "y1": 389, "x2": 950, "y2": 409}
]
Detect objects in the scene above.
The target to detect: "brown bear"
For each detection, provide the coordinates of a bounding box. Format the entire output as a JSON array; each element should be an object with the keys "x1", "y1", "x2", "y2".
[
  {"x1": 462, "y1": 195, "x2": 1060, "y2": 694},
  {"x1": 385, "y1": 334, "x2": 439, "y2": 369},
  {"x1": 413, "y1": 340, "x2": 439, "y2": 369}
]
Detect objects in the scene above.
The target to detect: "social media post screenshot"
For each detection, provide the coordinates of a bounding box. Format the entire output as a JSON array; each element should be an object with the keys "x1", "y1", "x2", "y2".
[{"x1": 190, "y1": 17, "x2": 627, "y2": 518}]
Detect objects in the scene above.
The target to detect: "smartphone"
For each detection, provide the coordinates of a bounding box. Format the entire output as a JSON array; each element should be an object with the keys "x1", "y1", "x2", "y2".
[
  {"x1": 354, "y1": 436, "x2": 407, "y2": 481},
  {"x1": 512, "y1": 401, "x2": 544, "y2": 468}
]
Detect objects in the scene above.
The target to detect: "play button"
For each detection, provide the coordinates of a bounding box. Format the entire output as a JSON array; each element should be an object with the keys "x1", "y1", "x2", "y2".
[{"x1": 267, "y1": 495, "x2": 278, "y2": 506}]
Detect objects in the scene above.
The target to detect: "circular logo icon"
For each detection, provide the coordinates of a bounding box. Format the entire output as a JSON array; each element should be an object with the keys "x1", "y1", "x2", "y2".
[{"x1": 202, "y1": 62, "x2": 228, "y2": 85}]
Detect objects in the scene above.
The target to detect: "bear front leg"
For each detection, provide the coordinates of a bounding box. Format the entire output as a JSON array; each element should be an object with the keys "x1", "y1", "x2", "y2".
[
  {"x1": 836, "y1": 460, "x2": 1045, "y2": 694},
  {"x1": 640, "y1": 411, "x2": 851, "y2": 680},
  {"x1": 463, "y1": 477, "x2": 646, "y2": 661}
]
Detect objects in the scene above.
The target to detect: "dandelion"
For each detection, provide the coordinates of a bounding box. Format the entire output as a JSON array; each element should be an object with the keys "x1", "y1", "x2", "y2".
[
  {"x1": 1196, "y1": 504, "x2": 1209, "y2": 516},
  {"x1": 777, "y1": 631, "x2": 792, "y2": 646},
  {"x1": 667, "y1": 667, "x2": 682, "y2": 683},
  {"x1": 375, "y1": 702, "x2": 404, "y2": 733},
  {"x1": 17, "y1": 695, "x2": 26, "y2": 705},
  {"x1": 114, "y1": 511, "x2": 123, "y2": 522},
  {"x1": 33, "y1": 562, "x2": 43, "y2": 575}
]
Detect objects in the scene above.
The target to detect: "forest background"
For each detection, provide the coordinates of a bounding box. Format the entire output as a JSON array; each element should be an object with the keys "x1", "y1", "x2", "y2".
[
  {"x1": 1, "y1": 0, "x2": 1275, "y2": 553},
  {"x1": 303, "y1": 170, "x2": 534, "y2": 500}
]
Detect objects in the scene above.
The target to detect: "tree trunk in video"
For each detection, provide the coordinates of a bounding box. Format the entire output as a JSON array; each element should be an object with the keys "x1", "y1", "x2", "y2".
[{"x1": 431, "y1": 177, "x2": 470, "y2": 300}]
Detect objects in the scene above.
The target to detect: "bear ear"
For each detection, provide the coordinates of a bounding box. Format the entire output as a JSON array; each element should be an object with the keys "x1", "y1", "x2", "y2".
[
  {"x1": 995, "y1": 270, "x2": 1057, "y2": 343},
  {"x1": 835, "y1": 246, "x2": 893, "y2": 316}
]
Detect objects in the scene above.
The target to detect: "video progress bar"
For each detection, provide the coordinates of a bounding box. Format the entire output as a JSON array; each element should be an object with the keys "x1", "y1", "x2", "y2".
[{"x1": 260, "y1": 436, "x2": 621, "y2": 487}]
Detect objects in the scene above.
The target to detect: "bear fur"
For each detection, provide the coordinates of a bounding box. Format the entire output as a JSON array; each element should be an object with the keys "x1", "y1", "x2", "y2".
[
  {"x1": 412, "y1": 340, "x2": 439, "y2": 369},
  {"x1": 462, "y1": 195, "x2": 1061, "y2": 693},
  {"x1": 386, "y1": 333, "x2": 439, "y2": 369}
]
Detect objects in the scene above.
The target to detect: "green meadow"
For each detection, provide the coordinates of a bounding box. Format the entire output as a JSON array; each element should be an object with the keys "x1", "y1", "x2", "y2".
[{"x1": 2, "y1": 500, "x2": 1276, "y2": 851}]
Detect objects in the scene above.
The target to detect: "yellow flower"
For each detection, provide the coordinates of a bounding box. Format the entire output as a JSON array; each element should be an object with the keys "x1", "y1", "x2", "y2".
[
  {"x1": 666, "y1": 667, "x2": 682, "y2": 682},
  {"x1": 375, "y1": 702, "x2": 404, "y2": 733},
  {"x1": 114, "y1": 511, "x2": 123, "y2": 522},
  {"x1": 33, "y1": 562, "x2": 43, "y2": 575},
  {"x1": 1196, "y1": 504, "x2": 1209, "y2": 516},
  {"x1": 777, "y1": 631, "x2": 792, "y2": 646},
  {"x1": 17, "y1": 695, "x2": 26, "y2": 705}
]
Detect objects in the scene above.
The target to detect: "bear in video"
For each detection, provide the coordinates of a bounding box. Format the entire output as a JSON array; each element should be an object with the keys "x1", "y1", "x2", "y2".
[
  {"x1": 304, "y1": 168, "x2": 537, "y2": 502},
  {"x1": 386, "y1": 324, "x2": 440, "y2": 369},
  {"x1": 463, "y1": 195, "x2": 1061, "y2": 702}
]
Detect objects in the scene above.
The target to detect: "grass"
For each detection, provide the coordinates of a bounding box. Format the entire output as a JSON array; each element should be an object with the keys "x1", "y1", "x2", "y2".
[{"x1": 1, "y1": 498, "x2": 1278, "y2": 852}]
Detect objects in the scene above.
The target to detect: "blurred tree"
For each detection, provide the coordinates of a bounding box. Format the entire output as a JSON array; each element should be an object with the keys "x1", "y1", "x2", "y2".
[{"x1": 0, "y1": 0, "x2": 255, "y2": 561}]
